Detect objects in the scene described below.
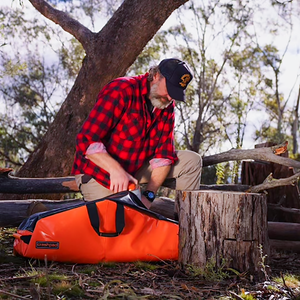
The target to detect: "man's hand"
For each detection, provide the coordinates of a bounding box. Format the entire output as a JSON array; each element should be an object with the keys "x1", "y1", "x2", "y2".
[{"x1": 109, "y1": 168, "x2": 138, "y2": 193}]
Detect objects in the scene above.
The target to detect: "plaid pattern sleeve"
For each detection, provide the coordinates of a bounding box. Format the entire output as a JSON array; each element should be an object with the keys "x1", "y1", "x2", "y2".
[{"x1": 71, "y1": 74, "x2": 177, "y2": 188}]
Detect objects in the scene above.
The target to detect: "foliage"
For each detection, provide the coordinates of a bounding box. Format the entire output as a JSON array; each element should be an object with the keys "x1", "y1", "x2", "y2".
[{"x1": 0, "y1": 6, "x2": 83, "y2": 169}]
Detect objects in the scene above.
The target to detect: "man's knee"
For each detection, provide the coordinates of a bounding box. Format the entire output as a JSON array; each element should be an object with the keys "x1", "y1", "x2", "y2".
[
  {"x1": 175, "y1": 150, "x2": 202, "y2": 190},
  {"x1": 177, "y1": 150, "x2": 202, "y2": 170}
]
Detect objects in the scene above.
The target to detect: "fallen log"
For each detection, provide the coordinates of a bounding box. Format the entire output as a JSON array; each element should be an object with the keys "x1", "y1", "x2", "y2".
[
  {"x1": 0, "y1": 168, "x2": 79, "y2": 194},
  {"x1": 269, "y1": 240, "x2": 300, "y2": 253},
  {"x1": 0, "y1": 199, "x2": 83, "y2": 227},
  {"x1": 268, "y1": 203, "x2": 300, "y2": 216},
  {"x1": 0, "y1": 166, "x2": 298, "y2": 195},
  {"x1": 2, "y1": 151, "x2": 300, "y2": 201},
  {"x1": 0, "y1": 168, "x2": 250, "y2": 193},
  {"x1": 0, "y1": 197, "x2": 176, "y2": 227},
  {"x1": 268, "y1": 221, "x2": 300, "y2": 241},
  {"x1": 0, "y1": 141, "x2": 299, "y2": 195}
]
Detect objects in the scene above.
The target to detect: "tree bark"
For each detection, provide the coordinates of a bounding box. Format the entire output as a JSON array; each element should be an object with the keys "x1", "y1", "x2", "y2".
[
  {"x1": 17, "y1": 0, "x2": 188, "y2": 181},
  {"x1": 176, "y1": 190, "x2": 269, "y2": 279}
]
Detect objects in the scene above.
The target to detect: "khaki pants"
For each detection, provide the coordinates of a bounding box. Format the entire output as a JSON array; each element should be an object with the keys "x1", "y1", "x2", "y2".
[{"x1": 75, "y1": 150, "x2": 202, "y2": 201}]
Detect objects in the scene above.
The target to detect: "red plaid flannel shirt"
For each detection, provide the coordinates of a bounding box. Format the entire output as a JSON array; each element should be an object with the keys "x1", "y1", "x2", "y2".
[{"x1": 71, "y1": 73, "x2": 178, "y2": 188}]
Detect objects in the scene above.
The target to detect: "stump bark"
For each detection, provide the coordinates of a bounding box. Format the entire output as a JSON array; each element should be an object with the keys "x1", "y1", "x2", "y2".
[{"x1": 176, "y1": 190, "x2": 270, "y2": 279}]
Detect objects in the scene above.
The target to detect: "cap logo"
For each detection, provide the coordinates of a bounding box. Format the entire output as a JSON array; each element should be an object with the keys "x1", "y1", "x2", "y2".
[{"x1": 179, "y1": 74, "x2": 191, "y2": 88}]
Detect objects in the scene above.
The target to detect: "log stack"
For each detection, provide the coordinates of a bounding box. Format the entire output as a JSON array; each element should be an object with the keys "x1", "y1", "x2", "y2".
[{"x1": 241, "y1": 142, "x2": 300, "y2": 222}]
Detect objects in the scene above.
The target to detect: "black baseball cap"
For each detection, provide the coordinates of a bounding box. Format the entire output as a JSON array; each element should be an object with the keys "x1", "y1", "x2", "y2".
[{"x1": 158, "y1": 58, "x2": 193, "y2": 102}]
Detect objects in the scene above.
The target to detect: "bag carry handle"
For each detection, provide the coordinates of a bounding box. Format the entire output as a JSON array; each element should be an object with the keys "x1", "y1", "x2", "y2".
[{"x1": 86, "y1": 202, "x2": 125, "y2": 237}]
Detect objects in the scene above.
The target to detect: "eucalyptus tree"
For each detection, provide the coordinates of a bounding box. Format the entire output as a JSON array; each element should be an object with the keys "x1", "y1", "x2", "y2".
[{"x1": 10, "y1": 0, "x2": 189, "y2": 181}]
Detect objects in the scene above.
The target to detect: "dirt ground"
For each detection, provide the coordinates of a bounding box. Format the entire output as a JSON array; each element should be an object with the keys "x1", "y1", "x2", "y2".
[{"x1": 1, "y1": 227, "x2": 300, "y2": 300}]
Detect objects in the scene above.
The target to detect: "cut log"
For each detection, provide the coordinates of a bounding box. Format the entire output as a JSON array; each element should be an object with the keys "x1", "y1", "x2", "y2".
[{"x1": 176, "y1": 190, "x2": 269, "y2": 279}]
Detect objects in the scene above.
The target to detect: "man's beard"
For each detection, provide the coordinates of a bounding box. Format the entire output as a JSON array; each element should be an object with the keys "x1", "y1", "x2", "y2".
[{"x1": 149, "y1": 82, "x2": 172, "y2": 109}]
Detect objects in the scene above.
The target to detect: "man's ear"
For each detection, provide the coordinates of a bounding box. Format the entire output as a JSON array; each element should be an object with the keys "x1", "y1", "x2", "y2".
[{"x1": 152, "y1": 72, "x2": 160, "y2": 83}]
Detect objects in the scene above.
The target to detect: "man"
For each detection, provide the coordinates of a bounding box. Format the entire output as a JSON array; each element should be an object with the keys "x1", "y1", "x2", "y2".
[{"x1": 72, "y1": 58, "x2": 202, "y2": 209}]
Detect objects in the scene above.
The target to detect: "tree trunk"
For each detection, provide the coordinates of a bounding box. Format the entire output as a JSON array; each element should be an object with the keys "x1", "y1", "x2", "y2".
[
  {"x1": 17, "y1": 0, "x2": 188, "y2": 181},
  {"x1": 176, "y1": 190, "x2": 269, "y2": 279}
]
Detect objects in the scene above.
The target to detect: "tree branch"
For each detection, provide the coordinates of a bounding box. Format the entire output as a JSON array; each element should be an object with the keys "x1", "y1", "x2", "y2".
[
  {"x1": 248, "y1": 171, "x2": 300, "y2": 193},
  {"x1": 202, "y1": 141, "x2": 300, "y2": 169},
  {"x1": 28, "y1": 0, "x2": 94, "y2": 51}
]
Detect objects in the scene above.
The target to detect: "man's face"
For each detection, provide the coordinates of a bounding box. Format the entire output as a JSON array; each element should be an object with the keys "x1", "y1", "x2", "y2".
[{"x1": 149, "y1": 75, "x2": 173, "y2": 109}]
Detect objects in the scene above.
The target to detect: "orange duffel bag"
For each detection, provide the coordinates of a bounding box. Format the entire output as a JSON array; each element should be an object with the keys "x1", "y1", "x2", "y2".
[{"x1": 13, "y1": 191, "x2": 179, "y2": 263}]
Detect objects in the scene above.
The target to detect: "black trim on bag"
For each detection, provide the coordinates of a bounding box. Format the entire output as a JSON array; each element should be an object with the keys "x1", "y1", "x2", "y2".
[
  {"x1": 20, "y1": 235, "x2": 32, "y2": 244},
  {"x1": 86, "y1": 202, "x2": 125, "y2": 237}
]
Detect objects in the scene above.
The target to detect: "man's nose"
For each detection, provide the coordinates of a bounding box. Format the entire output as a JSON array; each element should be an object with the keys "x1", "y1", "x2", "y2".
[{"x1": 167, "y1": 95, "x2": 172, "y2": 101}]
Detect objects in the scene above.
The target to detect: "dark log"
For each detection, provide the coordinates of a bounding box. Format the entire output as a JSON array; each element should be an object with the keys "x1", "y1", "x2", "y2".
[
  {"x1": 0, "y1": 197, "x2": 176, "y2": 227},
  {"x1": 1, "y1": 167, "x2": 299, "y2": 195},
  {"x1": 0, "y1": 199, "x2": 84, "y2": 227},
  {"x1": 269, "y1": 240, "x2": 300, "y2": 253},
  {"x1": 268, "y1": 222, "x2": 300, "y2": 241},
  {"x1": 0, "y1": 168, "x2": 78, "y2": 194},
  {"x1": 268, "y1": 204, "x2": 300, "y2": 216}
]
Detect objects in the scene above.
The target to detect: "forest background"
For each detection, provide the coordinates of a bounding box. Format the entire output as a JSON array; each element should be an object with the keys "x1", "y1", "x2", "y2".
[{"x1": 0, "y1": 0, "x2": 299, "y2": 184}]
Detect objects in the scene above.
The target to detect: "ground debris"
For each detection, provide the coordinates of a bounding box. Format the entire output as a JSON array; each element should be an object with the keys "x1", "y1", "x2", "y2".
[{"x1": 1, "y1": 227, "x2": 300, "y2": 299}]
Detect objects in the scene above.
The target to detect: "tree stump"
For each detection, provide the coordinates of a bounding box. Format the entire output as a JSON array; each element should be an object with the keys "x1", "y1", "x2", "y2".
[{"x1": 176, "y1": 190, "x2": 269, "y2": 279}]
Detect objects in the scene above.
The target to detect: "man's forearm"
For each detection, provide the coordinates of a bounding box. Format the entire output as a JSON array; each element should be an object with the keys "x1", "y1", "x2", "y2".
[
  {"x1": 146, "y1": 165, "x2": 171, "y2": 194},
  {"x1": 86, "y1": 152, "x2": 137, "y2": 192}
]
